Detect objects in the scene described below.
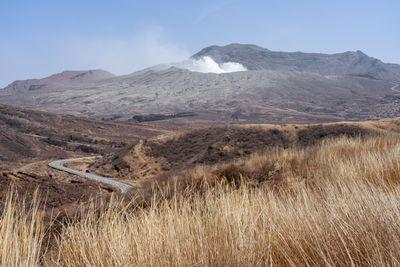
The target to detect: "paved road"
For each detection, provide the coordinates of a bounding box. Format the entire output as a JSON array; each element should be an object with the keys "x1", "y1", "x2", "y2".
[
  {"x1": 48, "y1": 157, "x2": 133, "y2": 193},
  {"x1": 391, "y1": 83, "x2": 400, "y2": 93}
]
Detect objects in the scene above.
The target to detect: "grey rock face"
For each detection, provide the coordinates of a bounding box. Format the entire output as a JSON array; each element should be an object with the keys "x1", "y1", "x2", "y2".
[
  {"x1": 193, "y1": 44, "x2": 400, "y2": 81},
  {"x1": 1, "y1": 44, "x2": 400, "y2": 124},
  {"x1": 2, "y1": 69, "x2": 115, "y2": 93}
]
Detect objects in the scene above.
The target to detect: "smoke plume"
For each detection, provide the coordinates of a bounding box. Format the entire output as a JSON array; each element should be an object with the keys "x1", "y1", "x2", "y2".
[{"x1": 175, "y1": 56, "x2": 247, "y2": 73}]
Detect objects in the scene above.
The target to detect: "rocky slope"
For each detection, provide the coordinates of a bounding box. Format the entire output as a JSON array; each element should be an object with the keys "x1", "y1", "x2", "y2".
[
  {"x1": 1, "y1": 44, "x2": 400, "y2": 123},
  {"x1": 193, "y1": 44, "x2": 400, "y2": 81},
  {"x1": 2, "y1": 69, "x2": 114, "y2": 93}
]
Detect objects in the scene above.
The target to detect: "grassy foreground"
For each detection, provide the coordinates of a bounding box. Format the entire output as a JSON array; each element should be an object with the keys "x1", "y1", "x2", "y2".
[{"x1": 2, "y1": 135, "x2": 400, "y2": 266}]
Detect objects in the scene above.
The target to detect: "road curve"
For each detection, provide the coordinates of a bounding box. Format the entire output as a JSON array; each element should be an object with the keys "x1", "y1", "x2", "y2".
[{"x1": 48, "y1": 157, "x2": 133, "y2": 193}]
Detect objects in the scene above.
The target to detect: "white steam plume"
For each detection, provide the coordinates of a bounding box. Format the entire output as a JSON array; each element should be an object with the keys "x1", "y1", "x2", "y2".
[{"x1": 175, "y1": 56, "x2": 247, "y2": 74}]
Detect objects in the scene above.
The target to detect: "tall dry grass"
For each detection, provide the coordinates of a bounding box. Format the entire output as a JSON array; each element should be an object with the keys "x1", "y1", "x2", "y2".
[
  {"x1": 53, "y1": 135, "x2": 400, "y2": 266},
  {"x1": 1, "y1": 135, "x2": 400, "y2": 266},
  {"x1": 0, "y1": 190, "x2": 44, "y2": 267},
  {"x1": 54, "y1": 181, "x2": 400, "y2": 266}
]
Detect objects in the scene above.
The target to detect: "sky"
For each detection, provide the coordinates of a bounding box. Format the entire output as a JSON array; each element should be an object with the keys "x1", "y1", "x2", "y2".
[{"x1": 0, "y1": 0, "x2": 399, "y2": 87}]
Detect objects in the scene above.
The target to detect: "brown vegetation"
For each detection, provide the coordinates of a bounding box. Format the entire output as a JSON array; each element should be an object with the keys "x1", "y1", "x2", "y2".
[
  {"x1": 0, "y1": 190, "x2": 44, "y2": 266},
  {"x1": 0, "y1": 103, "x2": 163, "y2": 170},
  {"x1": 0, "y1": 103, "x2": 168, "y2": 213},
  {"x1": 2, "y1": 132, "x2": 400, "y2": 266},
  {"x1": 91, "y1": 122, "x2": 379, "y2": 182}
]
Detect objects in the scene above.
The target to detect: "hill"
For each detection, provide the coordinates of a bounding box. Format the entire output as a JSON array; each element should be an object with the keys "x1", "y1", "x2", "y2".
[
  {"x1": 88, "y1": 117, "x2": 400, "y2": 182},
  {"x1": 0, "y1": 103, "x2": 162, "y2": 170},
  {"x1": 0, "y1": 103, "x2": 167, "y2": 214}
]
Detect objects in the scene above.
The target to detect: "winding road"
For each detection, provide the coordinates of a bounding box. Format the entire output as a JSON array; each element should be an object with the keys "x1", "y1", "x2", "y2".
[{"x1": 48, "y1": 157, "x2": 133, "y2": 193}]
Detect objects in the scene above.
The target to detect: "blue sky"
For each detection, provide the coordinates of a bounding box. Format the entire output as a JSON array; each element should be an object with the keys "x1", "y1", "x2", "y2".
[{"x1": 0, "y1": 0, "x2": 399, "y2": 87}]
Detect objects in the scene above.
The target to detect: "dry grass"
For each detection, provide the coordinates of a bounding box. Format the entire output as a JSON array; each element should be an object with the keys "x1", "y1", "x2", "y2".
[
  {"x1": 55, "y1": 182, "x2": 400, "y2": 266},
  {"x1": 54, "y1": 135, "x2": 400, "y2": 266},
  {"x1": 3, "y1": 134, "x2": 400, "y2": 266},
  {"x1": 0, "y1": 190, "x2": 44, "y2": 267}
]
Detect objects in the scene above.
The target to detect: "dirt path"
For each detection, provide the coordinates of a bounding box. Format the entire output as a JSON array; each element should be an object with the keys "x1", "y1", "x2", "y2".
[
  {"x1": 48, "y1": 157, "x2": 133, "y2": 193},
  {"x1": 127, "y1": 140, "x2": 161, "y2": 179}
]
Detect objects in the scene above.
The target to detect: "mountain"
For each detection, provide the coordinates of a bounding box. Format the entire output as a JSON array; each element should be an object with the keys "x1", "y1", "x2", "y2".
[
  {"x1": 1, "y1": 67, "x2": 397, "y2": 123},
  {"x1": 193, "y1": 44, "x2": 400, "y2": 81},
  {"x1": 1, "y1": 44, "x2": 400, "y2": 123},
  {"x1": 2, "y1": 69, "x2": 115, "y2": 93}
]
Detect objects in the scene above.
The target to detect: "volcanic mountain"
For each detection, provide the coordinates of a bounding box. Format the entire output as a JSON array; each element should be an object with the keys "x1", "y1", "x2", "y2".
[
  {"x1": 193, "y1": 44, "x2": 400, "y2": 81},
  {"x1": 1, "y1": 44, "x2": 400, "y2": 123}
]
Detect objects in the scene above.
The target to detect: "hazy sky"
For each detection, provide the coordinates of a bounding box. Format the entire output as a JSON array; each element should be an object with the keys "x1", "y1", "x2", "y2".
[{"x1": 0, "y1": 0, "x2": 399, "y2": 87}]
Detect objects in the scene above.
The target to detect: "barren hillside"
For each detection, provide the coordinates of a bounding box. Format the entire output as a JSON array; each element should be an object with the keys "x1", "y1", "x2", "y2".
[{"x1": 1, "y1": 45, "x2": 400, "y2": 123}]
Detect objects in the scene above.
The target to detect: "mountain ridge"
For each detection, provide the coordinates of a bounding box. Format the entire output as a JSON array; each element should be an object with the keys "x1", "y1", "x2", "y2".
[
  {"x1": 3, "y1": 44, "x2": 400, "y2": 91},
  {"x1": 192, "y1": 43, "x2": 400, "y2": 81},
  {"x1": 1, "y1": 44, "x2": 400, "y2": 124},
  {"x1": 2, "y1": 69, "x2": 115, "y2": 92}
]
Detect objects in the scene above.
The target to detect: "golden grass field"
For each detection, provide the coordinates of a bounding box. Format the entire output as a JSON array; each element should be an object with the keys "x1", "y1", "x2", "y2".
[{"x1": 2, "y1": 134, "x2": 400, "y2": 266}]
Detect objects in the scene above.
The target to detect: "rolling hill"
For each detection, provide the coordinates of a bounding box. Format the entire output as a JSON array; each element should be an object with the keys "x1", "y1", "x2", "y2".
[{"x1": 0, "y1": 103, "x2": 162, "y2": 169}]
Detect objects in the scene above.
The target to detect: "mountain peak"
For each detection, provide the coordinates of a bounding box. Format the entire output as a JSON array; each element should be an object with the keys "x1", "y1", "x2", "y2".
[{"x1": 192, "y1": 43, "x2": 269, "y2": 61}]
